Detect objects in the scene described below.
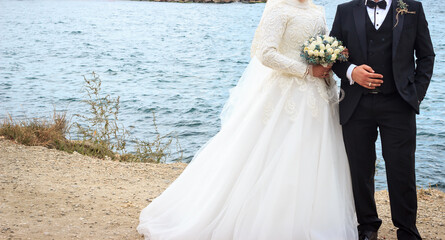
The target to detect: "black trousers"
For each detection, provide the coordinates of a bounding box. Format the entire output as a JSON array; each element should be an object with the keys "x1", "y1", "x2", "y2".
[{"x1": 342, "y1": 92, "x2": 421, "y2": 240}]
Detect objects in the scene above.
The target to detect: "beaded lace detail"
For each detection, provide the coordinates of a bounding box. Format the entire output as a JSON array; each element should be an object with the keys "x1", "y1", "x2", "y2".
[{"x1": 255, "y1": 3, "x2": 339, "y2": 122}]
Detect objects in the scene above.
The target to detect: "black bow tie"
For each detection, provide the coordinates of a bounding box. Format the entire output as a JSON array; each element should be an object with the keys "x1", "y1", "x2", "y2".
[{"x1": 366, "y1": 0, "x2": 387, "y2": 9}]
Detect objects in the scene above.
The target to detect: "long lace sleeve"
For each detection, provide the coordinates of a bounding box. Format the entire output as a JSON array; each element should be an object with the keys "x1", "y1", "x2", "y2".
[{"x1": 257, "y1": 6, "x2": 309, "y2": 78}]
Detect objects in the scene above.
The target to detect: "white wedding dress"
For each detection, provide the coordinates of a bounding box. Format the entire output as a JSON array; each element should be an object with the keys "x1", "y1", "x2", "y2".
[{"x1": 138, "y1": 0, "x2": 358, "y2": 239}]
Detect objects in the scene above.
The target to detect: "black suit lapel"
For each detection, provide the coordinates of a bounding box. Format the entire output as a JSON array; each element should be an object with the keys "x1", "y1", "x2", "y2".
[
  {"x1": 353, "y1": 0, "x2": 368, "y2": 62},
  {"x1": 392, "y1": 0, "x2": 404, "y2": 58}
]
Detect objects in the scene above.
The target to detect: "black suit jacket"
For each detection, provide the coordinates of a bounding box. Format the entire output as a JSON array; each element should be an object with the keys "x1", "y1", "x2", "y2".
[{"x1": 330, "y1": 0, "x2": 435, "y2": 125}]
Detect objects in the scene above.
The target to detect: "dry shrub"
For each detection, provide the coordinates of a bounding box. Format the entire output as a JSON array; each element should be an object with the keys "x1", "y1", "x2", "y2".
[
  {"x1": 75, "y1": 72, "x2": 129, "y2": 157},
  {"x1": 0, "y1": 72, "x2": 182, "y2": 163},
  {"x1": 0, "y1": 112, "x2": 68, "y2": 148},
  {"x1": 0, "y1": 111, "x2": 115, "y2": 159},
  {"x1": 121, "y1": 112, "x2": 183, "y2": 163},
  {"x1": 75, "y1": 72, "x2": 182, "y2": 163}
]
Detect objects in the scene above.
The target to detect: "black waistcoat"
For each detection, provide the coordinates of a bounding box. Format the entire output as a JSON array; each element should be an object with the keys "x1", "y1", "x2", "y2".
[{"x1": 365, "y1": 6, "x2": 396, "y2": 94}]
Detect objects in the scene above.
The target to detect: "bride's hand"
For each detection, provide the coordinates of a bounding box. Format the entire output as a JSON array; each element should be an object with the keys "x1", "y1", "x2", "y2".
[{"x1": 310, "y1": 65, "x2": 331, "y2": 78}]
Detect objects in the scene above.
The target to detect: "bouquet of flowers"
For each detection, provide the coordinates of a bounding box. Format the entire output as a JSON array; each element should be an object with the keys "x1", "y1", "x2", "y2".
[{"x1": 301, "y1": 35, "x2": 348, "y2": 67}]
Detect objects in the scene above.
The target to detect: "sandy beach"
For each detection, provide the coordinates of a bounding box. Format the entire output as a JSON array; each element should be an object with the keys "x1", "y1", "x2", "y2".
[{"x1": 1, "y1": 138, "x2": 444, "y2": 239}]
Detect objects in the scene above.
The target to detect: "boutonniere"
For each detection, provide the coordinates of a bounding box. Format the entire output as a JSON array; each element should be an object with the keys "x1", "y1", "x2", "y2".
[{"x1": 394, "y1": 0, "x2": 416, "y2": 28}]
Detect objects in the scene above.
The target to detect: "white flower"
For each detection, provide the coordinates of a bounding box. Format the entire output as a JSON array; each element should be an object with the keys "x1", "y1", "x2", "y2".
[
  {"x1": 316, "y1": 36, "x2": 322, "y2": 42},
  {"x1": 332, "y1": 41, "x2": 339, "y2": 47},
  {"x1": 313, "y1": 50, "x2": 319, "y2": 56},
  {"x1": 334, "y1": 49, "x2": 341, "y2": 55},
  {"x1": 327, "y1": 48, "x2": 334, "y2": 54},
  {"x1": 319, "y1": 44, "x2": 326, "y2": 51},
  {"x1": 325, "y1": 44, "x2": 331, "y2": 49},
  {"x1": 309, "y1": 44, "x2": 316, "y2": 50},
  {"x1": 308, "y1": 50, "x2": 314, "y2": 56},
  {"x1": 331, "y1": 54, "x2": 338, "y2": 61},
  {"x1": 328, "y1": 36, "x2": 335, "y2": 42}
]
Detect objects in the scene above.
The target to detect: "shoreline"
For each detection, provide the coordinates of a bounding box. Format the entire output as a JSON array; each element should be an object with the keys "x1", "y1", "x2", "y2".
[{"x1": 0, "y1": 138, "x2": 444, "y2": 239}]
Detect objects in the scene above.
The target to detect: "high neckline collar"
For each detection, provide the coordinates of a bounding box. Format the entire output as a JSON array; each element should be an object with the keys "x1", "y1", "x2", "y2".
[{"x1": 285, "y1": 0, "x2": 312, "y2": 9}]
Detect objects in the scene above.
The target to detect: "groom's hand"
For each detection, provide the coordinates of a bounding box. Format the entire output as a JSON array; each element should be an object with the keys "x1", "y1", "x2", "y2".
[{"x1": 351, "y1": 65, "x2": 384, "y2": 89}]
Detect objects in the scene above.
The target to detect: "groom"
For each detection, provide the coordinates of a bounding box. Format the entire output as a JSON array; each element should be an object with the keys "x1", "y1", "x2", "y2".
[{"x1": 330, "y1": 0, "x2": 434, "y2": 239}]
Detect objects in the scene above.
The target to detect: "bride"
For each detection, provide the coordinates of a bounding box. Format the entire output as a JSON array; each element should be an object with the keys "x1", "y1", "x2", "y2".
[{"x1": 138, "y1": 0, "x2": 358, "y2": 239}]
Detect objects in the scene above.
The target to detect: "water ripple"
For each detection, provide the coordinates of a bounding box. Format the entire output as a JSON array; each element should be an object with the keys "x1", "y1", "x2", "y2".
[{"x1": 0, "y1": 0, "x2": 443, "y2": 190}]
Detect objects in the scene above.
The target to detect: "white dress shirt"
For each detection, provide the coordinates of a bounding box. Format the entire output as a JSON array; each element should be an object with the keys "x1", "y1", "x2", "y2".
[{"x1": 346, "y1": 0, "x2": 393, "y2": 84}]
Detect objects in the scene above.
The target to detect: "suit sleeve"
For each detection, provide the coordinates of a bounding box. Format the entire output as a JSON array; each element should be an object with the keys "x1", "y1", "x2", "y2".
[
  {"x1": 330, "y1": 5, "x2": 352, "y2": 84},
  {"x1": 413, "y1": 2, "x2": 435, "y2": 102}
]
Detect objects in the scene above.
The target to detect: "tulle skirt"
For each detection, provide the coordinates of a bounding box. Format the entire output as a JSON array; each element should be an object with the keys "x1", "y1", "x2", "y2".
[{"x1": 137, "y1": 57, "x2": 358, "y2": 240}]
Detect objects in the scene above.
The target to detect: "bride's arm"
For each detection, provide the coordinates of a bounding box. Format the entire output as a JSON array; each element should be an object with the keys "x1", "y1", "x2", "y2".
[{"x1": 257, "y1": 7, "x2": 309, "y2": 78}]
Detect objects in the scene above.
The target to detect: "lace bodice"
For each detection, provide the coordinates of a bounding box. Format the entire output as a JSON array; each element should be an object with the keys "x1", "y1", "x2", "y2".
[
  {"x1": 256, "y1": 2, "x2": 327, "y2": 78},
  {"x1": 248, "y1": 2, "x2": 340, "y2": 123}
]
